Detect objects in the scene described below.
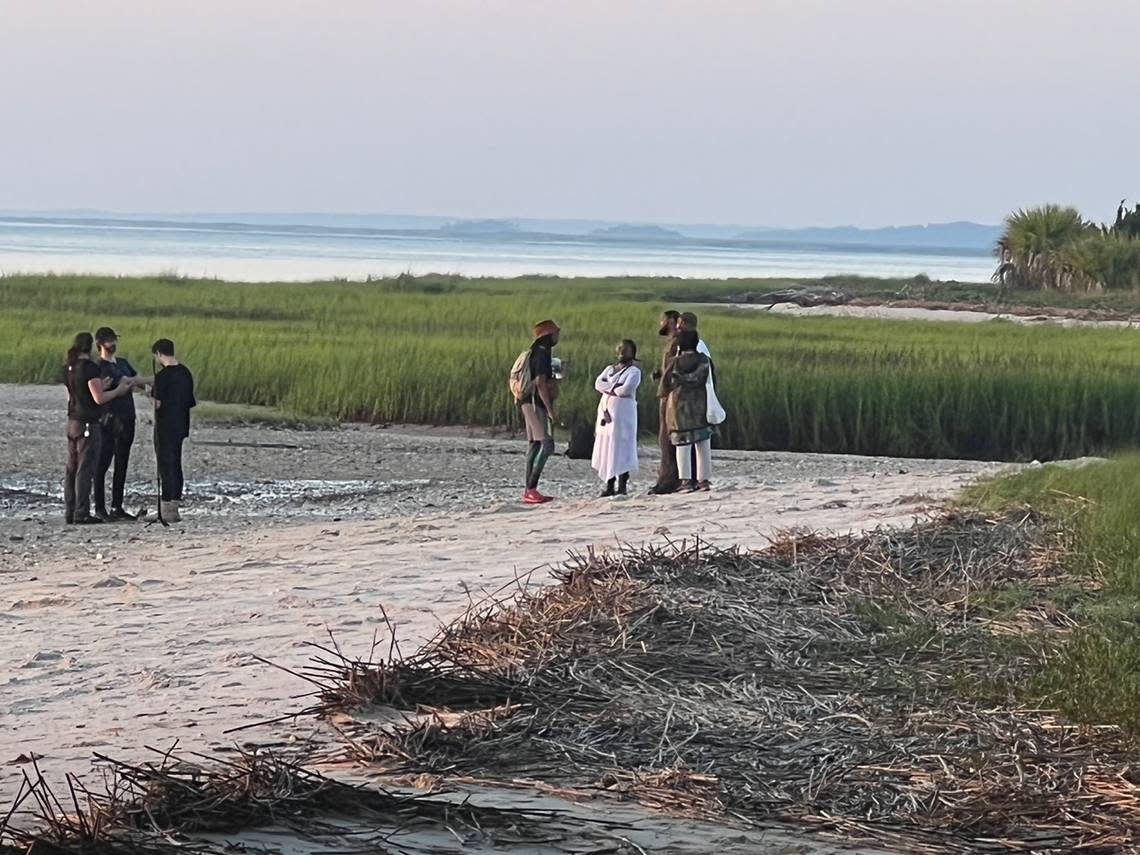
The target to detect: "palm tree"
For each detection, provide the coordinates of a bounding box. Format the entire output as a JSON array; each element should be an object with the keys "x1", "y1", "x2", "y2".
[
  {"x1": 1114, "y1": 204, "x2": 1140, "y2": 239},
  {"x1": 1070, "y1": 232, "x2": 1140, "y2": 291},
  {"x1": 993, "y1": 205, "x2": 1093, "y2": 290}
]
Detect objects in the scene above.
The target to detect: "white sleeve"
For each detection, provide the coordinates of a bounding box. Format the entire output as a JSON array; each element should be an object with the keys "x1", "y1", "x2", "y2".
[
  {"x1": 594, "y1": 366, "x2": 612, "y2": 394},
  {"x1": 698, "y1": 340, "x2": 711, "y2": 358},
  {"x1": 615, "y1": 366, "x2": 641, "y2": 398}
]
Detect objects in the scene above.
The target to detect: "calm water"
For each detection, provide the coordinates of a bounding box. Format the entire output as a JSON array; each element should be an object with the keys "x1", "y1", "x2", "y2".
[{"x1": 0, "y1": 217, "x2": 996, "y2": 282}]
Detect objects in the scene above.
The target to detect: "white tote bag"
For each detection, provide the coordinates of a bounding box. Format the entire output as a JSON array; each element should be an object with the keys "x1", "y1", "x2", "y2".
[{"x1": 706, "y1": 371, "x2": 727, "y2": 425}]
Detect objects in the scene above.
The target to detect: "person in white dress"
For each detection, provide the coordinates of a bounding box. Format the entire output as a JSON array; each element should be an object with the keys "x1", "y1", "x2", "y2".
[{"x1": 592, "y1": 340, "x2": 641, "y2": 496}]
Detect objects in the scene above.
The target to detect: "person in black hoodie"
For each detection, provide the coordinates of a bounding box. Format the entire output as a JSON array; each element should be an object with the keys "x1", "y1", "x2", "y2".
[
  {"x1": 63, "y1": 332, "x2": 136, "y2": 524},
  {"x1": 150, "y1": 338, "x2": 196, "y2": 523},
  {"x1": 94, "y1": 327, "x2": 143, "y2": 520}
]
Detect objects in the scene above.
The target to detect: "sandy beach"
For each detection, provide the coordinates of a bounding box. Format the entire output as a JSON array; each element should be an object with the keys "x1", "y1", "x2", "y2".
[
  {"x1": 7, "y1": 2, "x2": 1138, "y2": 846},
  {"x1": 737, "y1": 300, "x2": 1140, "y2": 328},
  {"x1": 1, "y1": 383, "x2": 1000, "y2": 848}
]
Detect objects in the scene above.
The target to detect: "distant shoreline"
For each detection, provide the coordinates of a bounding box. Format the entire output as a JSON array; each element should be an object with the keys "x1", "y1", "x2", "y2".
[
  {"x1": 0, "y1": 212, "x2": 999, "y2": 283},
  {"x1": 0, "y1": 213, "x2": 997, "y2": 257},
  {"x1": 0, "y1": 210, "x2": 1002, "y2": 251}
]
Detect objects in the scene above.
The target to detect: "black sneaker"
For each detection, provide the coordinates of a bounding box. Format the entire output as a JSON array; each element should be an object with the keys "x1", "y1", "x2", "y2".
[
  {"x1": 95, "y1": 507, "x2": 111, "y2": 522},
  {"x1": 109, "y1": 508, "x2": 137, "y2": 521},
  {"x1": 648, "y1": 482, "x2": 679, "y2": 496},
  {"x1": 73, "y1": 515, "x2": 104, "y2": 525}
]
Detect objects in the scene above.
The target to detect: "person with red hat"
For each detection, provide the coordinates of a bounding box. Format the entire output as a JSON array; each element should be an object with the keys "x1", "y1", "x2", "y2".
[{"x1": 516, "y1": 319, "x2": 561, "y2": 504}]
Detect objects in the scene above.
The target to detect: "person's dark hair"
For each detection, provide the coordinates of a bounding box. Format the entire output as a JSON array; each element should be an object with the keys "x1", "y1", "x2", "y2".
[
  {"x1": 152, "y1": 338, "x2": 175, "y2": 357},
  {"x1": 94, "y1": 326, "x2": 117, "y2": 344},
  {"x1": 680, "y1": 311, "x2": 699, "y2": 329},
  {"x1": 66, "y1": 332, "x2": 93, "y2": 367},
  {"x1": 676, "y1": 330, "x2": 700, "y2": 352},
  {"x1": 621, "y1": 339, "x2": 638, "y2": 359},
  {"x1": 659, "y1": 309, "x2": 681, "y2": 337}
]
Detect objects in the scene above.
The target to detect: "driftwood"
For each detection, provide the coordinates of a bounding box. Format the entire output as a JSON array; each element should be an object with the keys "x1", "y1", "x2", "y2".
[
  {"x1": 725, "y1": 287, "x2": 853, "y2": 307},
  {"x1": 0, "y1": 749, "x2": 633, "y2": 855}
]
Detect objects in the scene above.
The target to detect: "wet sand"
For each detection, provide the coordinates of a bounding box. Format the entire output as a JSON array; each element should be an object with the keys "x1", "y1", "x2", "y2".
[{"x1": 1, "y1": 384, "x2": 1001, "y2": 850}]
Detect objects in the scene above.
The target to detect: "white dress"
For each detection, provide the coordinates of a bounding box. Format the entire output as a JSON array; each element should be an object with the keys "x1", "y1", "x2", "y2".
[{"x1": 591, "y1": 363, "x2": 641, "y2": 482}]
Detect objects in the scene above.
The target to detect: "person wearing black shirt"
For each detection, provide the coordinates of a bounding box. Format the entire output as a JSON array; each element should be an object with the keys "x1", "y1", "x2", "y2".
[
  {"x1": 94, "y1": 327, "x2": 144, "y2": 521},
  {"x1": 150, "y1": 338, "x2": 196, "y2": 523},
  {"x1": 63, "y1": 332, "x2": 136, "y2": 525},
  {"x1": 521, "y1": 319, "x2": 560, "y2": 504}
]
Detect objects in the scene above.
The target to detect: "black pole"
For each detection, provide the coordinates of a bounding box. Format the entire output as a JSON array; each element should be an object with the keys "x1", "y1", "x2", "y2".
[{"x1": 148, "y1": 354, "x2": 168, "y2": 528}]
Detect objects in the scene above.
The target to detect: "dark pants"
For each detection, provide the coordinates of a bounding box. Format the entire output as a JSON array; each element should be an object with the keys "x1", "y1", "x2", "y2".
[
  {"x1": 156, "y1": 432, "x2": 185, "y2": 501},
  {"x1": 655, "y1": 398, "x2": 679, "y2": 489},
  {"x1": 95, "y1": 417, "x2": 135, "y2": 512},
  {"x1": 64, "y1": 420, "x2": 102, "y2": 521},
  {"x1": 521, "y1": 403, "x2": 554, "y2": 490}
]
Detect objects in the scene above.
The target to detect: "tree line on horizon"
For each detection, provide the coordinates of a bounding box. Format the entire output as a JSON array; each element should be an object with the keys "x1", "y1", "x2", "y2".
[{"x1": 994, "y1": 200, "x2": 1140, "y2": 291}]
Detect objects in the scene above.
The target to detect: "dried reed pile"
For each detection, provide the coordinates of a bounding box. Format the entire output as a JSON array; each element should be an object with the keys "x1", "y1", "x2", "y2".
[
  {"x1": 0, "y1": 749, "x2": 631, "y2": 855},
  {"x1": 306, "y1": 512, "x2": 1140, "y2": 853}
]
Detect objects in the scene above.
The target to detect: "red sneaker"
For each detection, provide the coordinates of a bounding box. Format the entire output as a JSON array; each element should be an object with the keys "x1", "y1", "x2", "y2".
[{"x1": 523, "y1": 489, "x2": 553, "y2": 505}]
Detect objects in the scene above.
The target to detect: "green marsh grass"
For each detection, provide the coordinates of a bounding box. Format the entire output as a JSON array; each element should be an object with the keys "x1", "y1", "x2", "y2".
[
  {"x1": 4, "y1": 273, "x2": 1140, "y2": 461},
  {"x1": 963, "y1": 456, "x2": 1140, "y2": 727}
]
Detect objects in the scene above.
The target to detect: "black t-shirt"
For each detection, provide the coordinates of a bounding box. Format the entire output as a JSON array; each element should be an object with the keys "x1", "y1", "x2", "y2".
[
  {"x1": 153, "y1": 363, "x2": 196, "y2": 438},
  {"x1": 99, "y1": 357, "x2": 138, "y2": 421},
  {"x1": 66, "y1": 360, "x2": 103, "y2": 423},
  {"x1": 527, "y1": 343, "x2": 554, "y2": 408}
]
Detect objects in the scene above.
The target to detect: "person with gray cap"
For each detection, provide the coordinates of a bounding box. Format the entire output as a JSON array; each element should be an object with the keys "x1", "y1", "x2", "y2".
[
  {"x1": 94, "y1": 326, "x2": 144, "y2": 520},
  {"x1": 678, "y1": 311, "x2": 711, "y2": 358},
  {"x1": 662, "y1": 329, "x2": 714, "y2": 492},
  {"x1": 677, "y1": 312, "x2": 712, "y2": 490}
]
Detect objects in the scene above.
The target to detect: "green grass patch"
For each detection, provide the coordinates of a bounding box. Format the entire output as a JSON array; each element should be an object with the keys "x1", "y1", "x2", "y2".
[
  {"x1": 6, "y1": 272, "x2": 1140, "y2": 460},
  {"x1": 963, "y1": 456, "x2": 1140, "y2": 592},
  {"x1": 962, "y1": 455, "x2": 1140, "y2": 727}
]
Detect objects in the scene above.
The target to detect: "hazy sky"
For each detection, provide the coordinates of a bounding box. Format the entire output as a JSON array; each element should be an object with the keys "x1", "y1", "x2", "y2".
[{"x1": 3, "y1": 0, "x2": 1138, "y2": 227}]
